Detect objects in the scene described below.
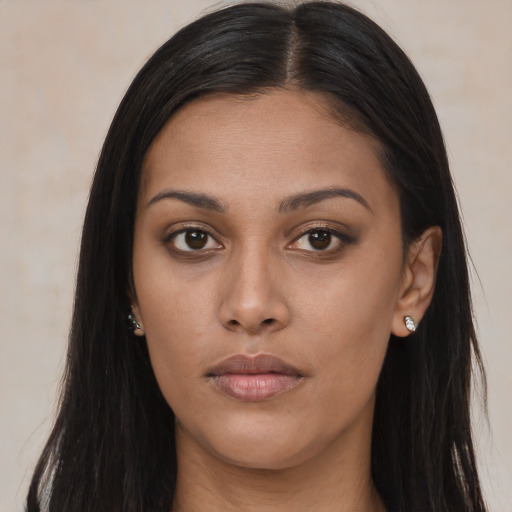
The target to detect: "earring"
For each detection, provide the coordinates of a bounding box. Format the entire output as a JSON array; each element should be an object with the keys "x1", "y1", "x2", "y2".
[
  {"x1": 128, "y1": 307, "x2": 145, "y2": 336},
  {"x1": 404, "y1": 315, "x2": 416, "y2": 332}
]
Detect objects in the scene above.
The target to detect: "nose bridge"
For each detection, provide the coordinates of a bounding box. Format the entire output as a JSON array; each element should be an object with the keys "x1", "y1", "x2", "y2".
[{"x1": 219, "y1": 238, "x2": 289, "y2": 334}]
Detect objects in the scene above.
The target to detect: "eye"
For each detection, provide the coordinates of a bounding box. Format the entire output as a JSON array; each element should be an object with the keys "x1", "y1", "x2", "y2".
[
  {"x1": 167, "y1": 228, "x2": 222, "y2": 252},
  {"x1": 290, "y1": 227, "x2": 350, "y2": 252}
]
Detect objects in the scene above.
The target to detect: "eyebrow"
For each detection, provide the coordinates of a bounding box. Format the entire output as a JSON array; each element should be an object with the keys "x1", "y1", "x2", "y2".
[
  {"x1": 278, "y1": 187, "x2": 372, "y2": 214},
  {"x1": 146, "y1": 187, "x2": 372, "y2": 214},
  {"x1": 146, "y1": 190, "x2": 226, "y2": 212}
]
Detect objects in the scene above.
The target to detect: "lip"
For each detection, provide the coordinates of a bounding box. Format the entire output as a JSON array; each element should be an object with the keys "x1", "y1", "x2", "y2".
[{"x1": 206, "y1": 354, "x2": 303, "y2": 401}]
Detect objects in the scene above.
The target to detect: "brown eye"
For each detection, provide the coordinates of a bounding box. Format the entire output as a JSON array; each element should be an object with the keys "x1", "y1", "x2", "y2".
[
  {"x1": 308, "y1": 231, "x2": 332, "y2": 250},
  {"x1": 169, "y1": 229, "x2": 222, "y2": 252},
  {"x1": 290, "y1": 227, "x2": 350, "y2": 253},
  {"x1": 185, "y1": 230, "x2": 208, "y2": 249}
]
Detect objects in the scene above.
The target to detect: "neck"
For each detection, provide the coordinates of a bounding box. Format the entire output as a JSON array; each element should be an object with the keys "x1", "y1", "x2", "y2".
[{"x1": 171, "y1": 410, "x2": 386, "y2": 512}]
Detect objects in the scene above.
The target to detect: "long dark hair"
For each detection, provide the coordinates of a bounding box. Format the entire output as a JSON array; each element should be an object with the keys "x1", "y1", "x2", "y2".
[{"x1": 27, "y1": 2, "x2": 487, "y2": 511}]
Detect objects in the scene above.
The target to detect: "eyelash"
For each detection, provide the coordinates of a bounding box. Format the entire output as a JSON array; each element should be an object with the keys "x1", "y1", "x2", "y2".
[
  {"x1": 163, "y1": 225, "x2": 222, "y2": 255},
  {"x1": 162, "y1": 223, "x2": 355, "y2": 257},
  {"x1": 290, "y1": 225, "x2": 354, "y2": 255}
]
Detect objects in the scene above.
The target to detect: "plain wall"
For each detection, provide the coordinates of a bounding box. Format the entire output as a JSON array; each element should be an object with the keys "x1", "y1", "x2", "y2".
[{"x1": 1, "y1": 1, "x2": 511, "y2": 510}]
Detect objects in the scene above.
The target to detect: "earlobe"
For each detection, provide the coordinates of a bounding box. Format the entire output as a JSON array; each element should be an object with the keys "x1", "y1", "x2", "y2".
[
  {"x1": 128, "y1": 305, "x2": 145, "y2": 336},
  {"x1": 127, "y1": 289, "x2": 145, "y2": 337},
  {"x1": 391, "y1": 226, "x2": 442, "y2": 337}
]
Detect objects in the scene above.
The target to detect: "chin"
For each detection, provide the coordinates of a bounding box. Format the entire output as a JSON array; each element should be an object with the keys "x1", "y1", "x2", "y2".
[
  {"x1": 214, "y1": 442, "x2": 318, "y2": 471},
  {"x1": 193, "y1": 414, "x2": 336, "y2": 471}
]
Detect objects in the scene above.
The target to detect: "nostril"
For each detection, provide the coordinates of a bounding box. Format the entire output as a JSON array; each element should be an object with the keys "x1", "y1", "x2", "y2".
[{"x1": 223, "y1": 316, "x2": 283, "y2": 333}]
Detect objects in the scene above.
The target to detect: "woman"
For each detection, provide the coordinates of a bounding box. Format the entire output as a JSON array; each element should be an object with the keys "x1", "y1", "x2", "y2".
[{"x1": 26, "y1": 2, "x2": 487, "y2": 511}]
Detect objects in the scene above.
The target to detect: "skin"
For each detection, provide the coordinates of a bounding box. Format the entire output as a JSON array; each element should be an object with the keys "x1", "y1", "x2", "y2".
[{"x1": 131, "y1": 89, "x2": 441, "y2": 512}]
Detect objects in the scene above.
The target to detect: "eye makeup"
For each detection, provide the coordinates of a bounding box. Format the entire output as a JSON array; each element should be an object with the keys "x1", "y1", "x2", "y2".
[{"x1": 160, "y1": 220, "x2": 357, "y2": 261}]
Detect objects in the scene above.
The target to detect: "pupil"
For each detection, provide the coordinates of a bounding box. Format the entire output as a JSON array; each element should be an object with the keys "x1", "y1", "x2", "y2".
[
  {"x1": 309, "y1": 231, "x2": 331, "y2": 250},
  {"x1": 185, "y1": 230, "x2": 207, "y2": 249}
]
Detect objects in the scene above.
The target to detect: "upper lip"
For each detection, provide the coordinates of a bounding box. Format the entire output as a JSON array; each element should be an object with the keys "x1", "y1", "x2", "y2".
[{"x1": 206, "y1": 354, "x2": 302, "y2": 377}]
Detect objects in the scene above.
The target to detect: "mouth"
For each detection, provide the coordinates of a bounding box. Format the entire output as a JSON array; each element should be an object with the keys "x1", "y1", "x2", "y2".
[{"x1": 206, "y1": 354, "x2": 304, "y2": 402}]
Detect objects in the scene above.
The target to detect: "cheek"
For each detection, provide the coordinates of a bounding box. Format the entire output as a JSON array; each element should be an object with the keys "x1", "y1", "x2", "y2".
[
  {"x1": 133, "y1": 261, "x2": 218, "y2": 406},
  {"x1": 294, "y1": 251, "x2": 402, "y2": 401},
  {"x1": 142, "y1": 285, "x2": 212, "y2": 360}
]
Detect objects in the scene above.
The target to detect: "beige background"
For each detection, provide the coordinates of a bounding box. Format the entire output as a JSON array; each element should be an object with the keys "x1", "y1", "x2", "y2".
[{"x1": 1, "y1": 1, "x2": 511, "y2": 510}]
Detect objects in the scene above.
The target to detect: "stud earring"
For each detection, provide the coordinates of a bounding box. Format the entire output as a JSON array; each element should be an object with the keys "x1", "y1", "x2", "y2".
[
  {"x1": 404, "y1": 315, "x2": 416, "y2": 332},
  {"x1": 128, "y1": 307, "x2": 145, "y2": 336}
]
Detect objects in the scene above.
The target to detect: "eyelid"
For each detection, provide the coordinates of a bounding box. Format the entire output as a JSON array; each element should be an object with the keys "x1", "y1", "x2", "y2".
[
  {"x1": 287, "y1": 223, "x2": 356, "y2": 253},
  {"x1": 162, "y1": 223, "x2": 224, "y2": 251},
  {"x1": 161, "y1": 221, "x2": 355, "y2": 255},
  {"x1": 290, "y1": 221, "x2": 353, "y2": 240}
]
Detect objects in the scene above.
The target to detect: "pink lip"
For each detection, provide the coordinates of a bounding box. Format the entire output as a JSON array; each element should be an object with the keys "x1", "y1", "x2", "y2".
[{"x1": 207, "y1": 354, "x2": 303, "y2": 401}]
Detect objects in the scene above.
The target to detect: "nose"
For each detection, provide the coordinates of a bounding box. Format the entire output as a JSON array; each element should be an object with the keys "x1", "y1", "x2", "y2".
[{"x1": 218, "y1": 247, "x2": 290, "y2": 335}]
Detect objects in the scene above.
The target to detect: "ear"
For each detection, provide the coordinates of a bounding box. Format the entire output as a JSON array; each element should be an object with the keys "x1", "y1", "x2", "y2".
[
  {"x1": 127, "y1": 289, "x2": 145, "y2": 337},
  {"x1": 391, "y1": 226, "x2": 442, "y2": 337}
]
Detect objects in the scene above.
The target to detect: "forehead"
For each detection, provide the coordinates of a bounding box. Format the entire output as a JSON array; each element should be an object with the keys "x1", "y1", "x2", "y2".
[{"x1": 140, "y1": 89, "x2": 396, "y2": 214}]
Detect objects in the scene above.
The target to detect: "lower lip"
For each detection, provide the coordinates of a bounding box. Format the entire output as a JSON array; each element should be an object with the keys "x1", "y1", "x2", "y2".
[{"x1": 211, "y1": 373, "x2": 302, "y2": 401}]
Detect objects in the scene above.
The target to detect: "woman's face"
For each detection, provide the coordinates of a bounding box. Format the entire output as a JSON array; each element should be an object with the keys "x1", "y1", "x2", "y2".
[{"x1": 132, "y1": 90, "x2": 407, "y2": 470}]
